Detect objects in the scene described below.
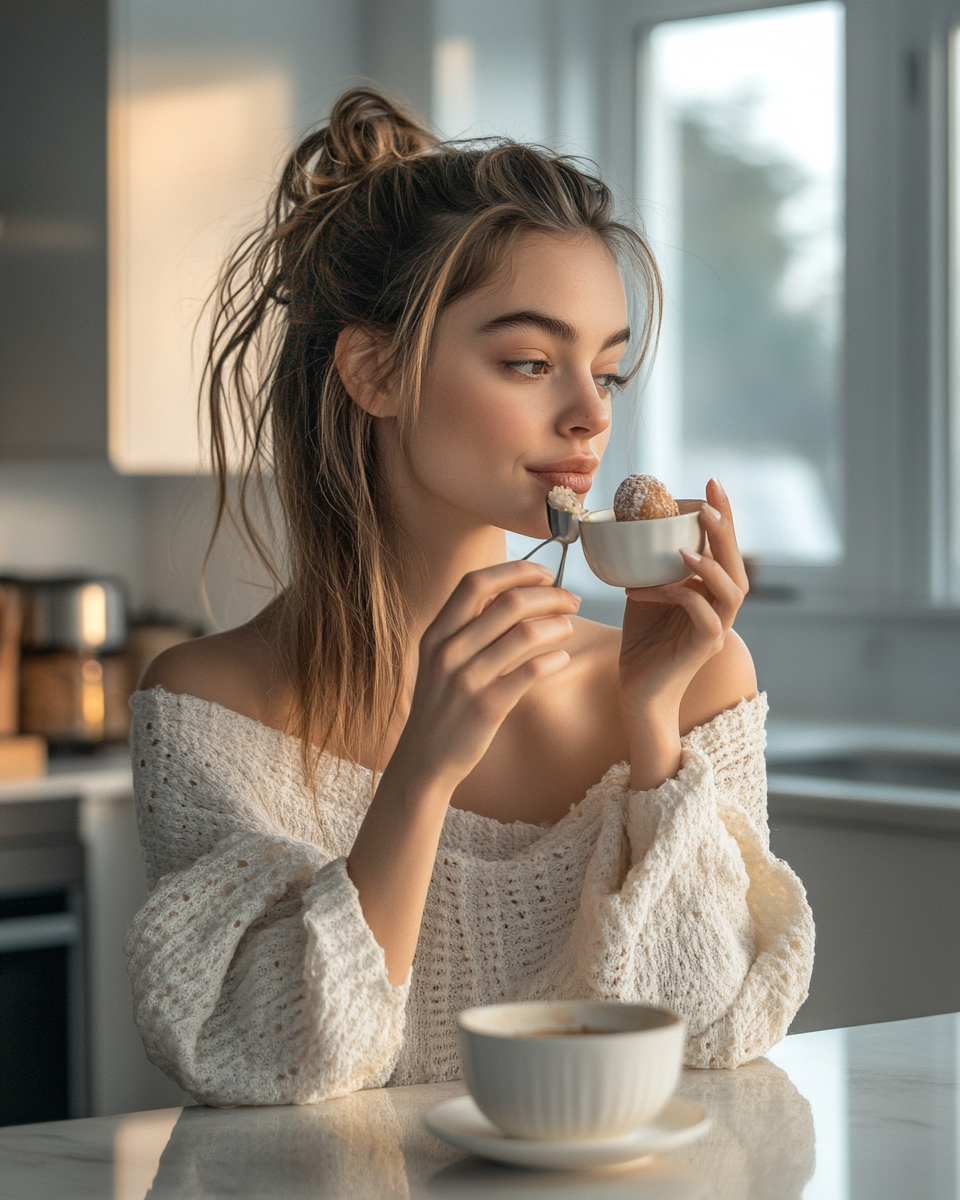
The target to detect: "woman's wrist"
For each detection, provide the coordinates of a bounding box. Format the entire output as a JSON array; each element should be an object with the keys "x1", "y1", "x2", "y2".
[
  {"x1": 375, "y1": 750, "x2": 455, "y2": 813},
  {"x1": 623, "y1": 701, "x2": 683, "y2": 792}
]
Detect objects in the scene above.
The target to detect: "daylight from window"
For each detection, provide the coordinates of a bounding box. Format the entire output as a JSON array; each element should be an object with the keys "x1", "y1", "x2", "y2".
[{"x1": 637, "y1": 2, "x2": 845, "y2": 566}]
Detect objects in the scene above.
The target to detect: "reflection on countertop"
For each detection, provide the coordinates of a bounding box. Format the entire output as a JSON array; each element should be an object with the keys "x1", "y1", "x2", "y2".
[{"x1": 6, "y1": 1011, "x2": 960, "y2": 1200}]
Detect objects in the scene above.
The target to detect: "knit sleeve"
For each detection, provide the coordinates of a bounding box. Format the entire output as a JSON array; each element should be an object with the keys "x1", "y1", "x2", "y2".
[
  {"x1": 521, "y1": 695, "x2": 814, "y2": 1069},
  {"x1": 683, "y1": 691, "x2": 770, "y2": 846},
  {"x1": 124, "y1": 694, "x2": 409, "y2": 1106}
]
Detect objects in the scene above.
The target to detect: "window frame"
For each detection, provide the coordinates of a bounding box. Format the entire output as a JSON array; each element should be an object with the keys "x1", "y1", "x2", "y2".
[{"x1": 599, "y1": 0, "x2": 956, "y2": 612}]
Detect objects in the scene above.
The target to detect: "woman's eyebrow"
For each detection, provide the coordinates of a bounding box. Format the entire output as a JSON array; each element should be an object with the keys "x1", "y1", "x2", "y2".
[{"x1": 479, "y1": 309, "x2": 630, "y2": 351}]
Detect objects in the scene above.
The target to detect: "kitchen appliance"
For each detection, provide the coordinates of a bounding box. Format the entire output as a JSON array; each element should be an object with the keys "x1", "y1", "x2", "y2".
[
  {"x1": 0, "y1": 797, "x2": 85, "y2": 1124},
  {"x1": 21, "y1": 579, "x2": 126, "y2": 654},
  {"x1": 20, "y1": 654, "x2": 130, "y2": 745},
  {"x1": 0, "y1": 582, "x2": 22, "y2": 735},
  {"x1": 19, "y1": 579, "x2": 129, "y2": 747}
]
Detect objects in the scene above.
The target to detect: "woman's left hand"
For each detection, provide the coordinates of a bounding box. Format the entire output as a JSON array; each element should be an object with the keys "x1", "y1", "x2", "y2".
[{"x1": 618, "y1": 478, "x2": 749, "y2": 788}]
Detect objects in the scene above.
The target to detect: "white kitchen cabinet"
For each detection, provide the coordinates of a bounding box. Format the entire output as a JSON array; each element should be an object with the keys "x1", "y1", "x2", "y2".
[
  {"x1": 0, "y1": 765, "x2": 184, "y2": 1117},
  {"x1": 107, "y1": 0, "x2": 362, "y2": 474},
  {"x1": 771, "y1": 811, "x2": 960, "y2": 1034},
  {"x1": 0, "y1": 0, "x2": 439, "y2": 471},
  {"x1": 766, "y1": 720, "x2": 960, "y2": 1034},
  {"x1": 81, "y1": 782, "x2": 185, "y2": 1115},
  {"x1": 0, "y1": 1, "x2": 108, "y2": 459}
]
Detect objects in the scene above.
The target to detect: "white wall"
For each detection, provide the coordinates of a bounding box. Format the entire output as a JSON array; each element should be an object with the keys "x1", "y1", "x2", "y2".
[
  {"x1": 0, "y1": 461, "x2": 145, "y2": 598},
  {"x1": 0, "y1": 0, "x2": 361, "y2": 632},
  {"x1": 735, "y1": 603, "x2": 960, "y2": 729},
  {"x1": 0, "y1": 464, "x2": 272, "y2": 632},
  {"x1": 140, "y1": 475, "x2": 278, "y2": 631}
]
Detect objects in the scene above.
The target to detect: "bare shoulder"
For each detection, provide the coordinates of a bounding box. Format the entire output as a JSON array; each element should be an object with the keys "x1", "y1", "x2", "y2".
[
  {"x1": 566, "y1": 614, "x2": 757, "y2": 735},
  {"x1": 679, "y1": 630, "x2": 758, "y2": 735},
  {"x1": 138, "y1": 617, "x2": 288, "y2": 728}
]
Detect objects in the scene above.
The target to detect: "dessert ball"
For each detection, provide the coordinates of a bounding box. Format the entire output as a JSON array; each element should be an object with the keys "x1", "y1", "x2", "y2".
[
  {"x1": 613, "y1": 474, "x2": 679, "y2": 521},
  {"x1": 547, "y1": 485, "x2": 585, "y2": 516}
]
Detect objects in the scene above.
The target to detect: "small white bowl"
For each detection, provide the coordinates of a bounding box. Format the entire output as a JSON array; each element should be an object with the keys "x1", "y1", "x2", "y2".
[
  {"x1": 457, "y1": 1000, "x2": 684, "y2": 1142},
  {"x1": 579, "y1": 500, "x2": 705, "y2": 589}
]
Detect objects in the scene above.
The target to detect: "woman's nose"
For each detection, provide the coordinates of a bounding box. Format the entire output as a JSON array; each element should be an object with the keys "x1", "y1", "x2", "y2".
[{"x1": 558, "y1": 373, "x2": 611, "y2": 438}]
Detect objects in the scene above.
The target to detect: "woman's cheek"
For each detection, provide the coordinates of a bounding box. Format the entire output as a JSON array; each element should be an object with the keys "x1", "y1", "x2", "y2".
[
  {"x1": 592, "y1": 424, "x2": 612, "y2": 462},
  {"x1": 439, "y1": 378, "x2": 533, "y2": 459}
]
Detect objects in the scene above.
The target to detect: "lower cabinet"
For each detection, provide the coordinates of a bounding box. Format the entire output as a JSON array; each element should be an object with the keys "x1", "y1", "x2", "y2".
[
  {"x1": 82, "y1": 788, "x2": 185, "y2": 1116},
  {"x1": 770, "y1": 810, "x2": 960, "y2": 1033},
  {"x1": 0, "y1": 776, "x2": 184, "y2": 1122}
]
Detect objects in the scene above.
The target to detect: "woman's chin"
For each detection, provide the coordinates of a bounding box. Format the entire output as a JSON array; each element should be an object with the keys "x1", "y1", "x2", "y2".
[{"x1": 500, "y1": 520, "x2": 551, "y2": 541}]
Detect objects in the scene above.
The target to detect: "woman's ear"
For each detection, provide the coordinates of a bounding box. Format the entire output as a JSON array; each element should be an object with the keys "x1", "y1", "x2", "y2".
[{"x1": 335, "y1": 326, "x2": 399, "y2": 418}]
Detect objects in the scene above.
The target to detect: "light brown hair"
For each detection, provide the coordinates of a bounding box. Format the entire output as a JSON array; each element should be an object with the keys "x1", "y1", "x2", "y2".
[{"x1": 205, "y1": 87, "x2": 661, "y2": 773}]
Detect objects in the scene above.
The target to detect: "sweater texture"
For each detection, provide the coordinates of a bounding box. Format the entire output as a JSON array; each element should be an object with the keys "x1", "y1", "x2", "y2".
[{"x1": 125, "y1": 687, "x2": 813, "y2": 1106}]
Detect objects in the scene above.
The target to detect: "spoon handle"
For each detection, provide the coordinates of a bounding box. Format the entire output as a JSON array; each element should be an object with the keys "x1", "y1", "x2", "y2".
[
  {"x1": 554, "y1": 542, "x2": 569, "y2": 588},
  {"x1": 521, "y1": 536, "x2": 556, "y2": 561}
]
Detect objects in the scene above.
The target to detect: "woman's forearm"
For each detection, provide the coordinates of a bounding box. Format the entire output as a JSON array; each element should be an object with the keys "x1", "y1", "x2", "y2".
[
  {"x1": 344, "y1": 559, "x2": 577, "y2": 985},
  {"x1": 346, "y1": 762, "x2": 452, "y2": 985}
]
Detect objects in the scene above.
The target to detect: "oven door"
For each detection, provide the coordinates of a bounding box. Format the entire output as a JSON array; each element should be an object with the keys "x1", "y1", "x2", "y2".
[{"x1": 0, "y1": 799, "x2": 85, "y2": 1125}]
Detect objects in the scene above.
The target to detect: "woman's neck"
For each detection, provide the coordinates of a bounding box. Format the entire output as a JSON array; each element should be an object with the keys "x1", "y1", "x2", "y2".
[
  {"x1": 396, "y1": 504, "x2": 508, "y2": 638},
  {"x1": 378, "y1": 428, "x2": 510, "y2": 639}
]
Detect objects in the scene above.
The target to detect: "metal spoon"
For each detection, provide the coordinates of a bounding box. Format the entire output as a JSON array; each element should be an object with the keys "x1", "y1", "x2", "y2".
[{"x1": 521, "y1": 500, "x2": 582, "y2": 588}]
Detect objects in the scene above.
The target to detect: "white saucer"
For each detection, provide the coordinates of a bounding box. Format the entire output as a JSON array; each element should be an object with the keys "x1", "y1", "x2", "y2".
[{"x1": 423, "y1": 1095, "x2": 711, "y2": 1171}]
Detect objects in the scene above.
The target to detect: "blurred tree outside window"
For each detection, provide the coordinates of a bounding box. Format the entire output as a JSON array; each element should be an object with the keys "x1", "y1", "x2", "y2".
[{"x1": 637, "y1": 2, "x2": 845, "y2": 566}]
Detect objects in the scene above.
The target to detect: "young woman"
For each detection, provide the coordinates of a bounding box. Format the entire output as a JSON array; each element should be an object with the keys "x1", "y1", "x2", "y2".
[{"x1": 127, "y1": 89, "x2": 813, "y2": 1106}]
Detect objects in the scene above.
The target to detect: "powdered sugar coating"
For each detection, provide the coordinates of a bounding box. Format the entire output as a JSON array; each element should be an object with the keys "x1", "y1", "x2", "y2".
[{"x1": 613, "y1": 474, "x2": 679, "y2": 521}]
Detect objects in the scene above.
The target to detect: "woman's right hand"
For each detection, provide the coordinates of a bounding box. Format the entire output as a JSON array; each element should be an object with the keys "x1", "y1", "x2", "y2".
[
  {"x1": 348, "y1": 558, "x2": 578, "y2": 983},
  {"x1": 389, "y1": 560, "x2": 580, "y2": 793}
]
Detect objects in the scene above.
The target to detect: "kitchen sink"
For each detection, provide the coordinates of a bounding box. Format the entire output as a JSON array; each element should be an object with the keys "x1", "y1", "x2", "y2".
[{"x1": 768, "y1": 752, "x2": 960, "y2": 792}]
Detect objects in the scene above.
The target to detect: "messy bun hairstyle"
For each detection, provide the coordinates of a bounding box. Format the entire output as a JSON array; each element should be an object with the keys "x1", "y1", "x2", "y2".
[{"x1": 206, "y1": 87, "x2": 661, "y2": 773}]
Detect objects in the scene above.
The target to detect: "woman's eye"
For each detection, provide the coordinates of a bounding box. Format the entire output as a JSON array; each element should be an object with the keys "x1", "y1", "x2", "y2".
[
  {"x1": 596, "y1": 373, "x2": 628, "y2": 394},
  {"x1": 505, "y1": 359, "x2": 550, "y2": 378}
]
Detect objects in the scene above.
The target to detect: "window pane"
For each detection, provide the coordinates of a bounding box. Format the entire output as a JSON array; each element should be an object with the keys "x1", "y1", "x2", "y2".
[{"x1": 636, "y1": 2, "x2": 845, "y2": 565}]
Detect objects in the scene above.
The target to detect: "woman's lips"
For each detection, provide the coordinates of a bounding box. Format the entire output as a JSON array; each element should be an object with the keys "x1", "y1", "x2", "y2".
[{"x1": 527, "y1": 470, "x2": 595, "y2": 494}]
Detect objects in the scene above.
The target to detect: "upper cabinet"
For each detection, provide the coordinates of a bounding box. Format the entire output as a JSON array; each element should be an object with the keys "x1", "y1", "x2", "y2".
[
  {"x1": 108, "y1": 0, "x2": 362, "y2": 473},
  {"x1": 0, "y1": 0, "x2": 108, "y2": 459},
  {"x1": 0, "y1": 0, "x2": 431, "y2": 471}
]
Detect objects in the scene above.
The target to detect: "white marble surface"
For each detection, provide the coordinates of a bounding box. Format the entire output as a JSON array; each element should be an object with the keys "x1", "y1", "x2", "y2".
[
  {"x1": 0, "y1": 750, "x2": 131, "y2": 805},
  {"x1": 4, "y1": 1011, "x2": 960, "y2": 1199}
]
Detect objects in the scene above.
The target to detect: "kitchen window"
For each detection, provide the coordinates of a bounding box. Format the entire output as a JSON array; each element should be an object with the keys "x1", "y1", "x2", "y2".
[
  {"x1": 475, "y1": 0, "x2": 953, "y2": 609},
  {"x1": 949, "y1": 24, "x2": 960, "y2": 600},
  {"x1": 601, "y1": 0, "x2": 957, "y2": 610},
  {"x1": 635, "y1": 2, "x2": 845, "y2": 568}
]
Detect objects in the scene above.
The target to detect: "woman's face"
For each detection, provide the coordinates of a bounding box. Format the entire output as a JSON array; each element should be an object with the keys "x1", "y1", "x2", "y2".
[{"x1": 399, "y1": 230, "x2": 630, "y2": 540}]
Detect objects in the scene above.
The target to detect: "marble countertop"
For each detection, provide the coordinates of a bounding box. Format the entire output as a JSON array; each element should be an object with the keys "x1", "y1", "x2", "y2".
[
  {"x1": 0, "y1": 747, "x2": 132, "y2": 804},
  {"x1": 4, "y1": 1009, "x2": 959, "y2": 1199}
]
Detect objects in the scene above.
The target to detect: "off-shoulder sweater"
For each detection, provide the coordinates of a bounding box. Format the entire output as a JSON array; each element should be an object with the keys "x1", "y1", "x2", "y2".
[{"x1": 125, "y1": 687, "x2": 814, "y2": 1107}]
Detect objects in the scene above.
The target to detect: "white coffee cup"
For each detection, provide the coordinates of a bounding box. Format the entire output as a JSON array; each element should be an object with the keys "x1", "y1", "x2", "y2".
[
  {"x1": 457, "y1": 1000, "x2": 684, "y2": 1142},
  {"x1": 579, "y1": 501, "x2": 705, "y2": 588}
]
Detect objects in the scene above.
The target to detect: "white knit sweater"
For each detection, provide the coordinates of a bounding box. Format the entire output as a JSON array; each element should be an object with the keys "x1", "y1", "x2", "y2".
[{"x1": 125, "y1": 687, "x2": 813, "y2": 1107}]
